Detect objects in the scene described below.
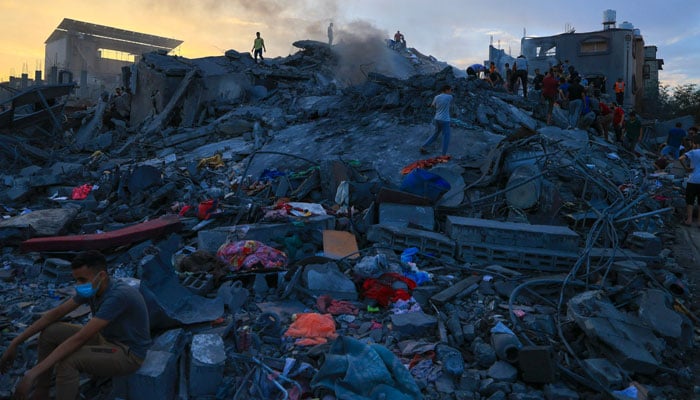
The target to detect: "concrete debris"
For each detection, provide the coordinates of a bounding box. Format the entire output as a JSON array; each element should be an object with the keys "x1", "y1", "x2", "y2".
[{"x1": 0, "y1": 30, "x2": 698, "y2": 400}]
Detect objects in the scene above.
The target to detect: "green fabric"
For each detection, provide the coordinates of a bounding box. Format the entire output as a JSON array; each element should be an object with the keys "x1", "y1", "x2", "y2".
[{"x1": 311, "y1": 336, "x2": 423, "y2": 400}]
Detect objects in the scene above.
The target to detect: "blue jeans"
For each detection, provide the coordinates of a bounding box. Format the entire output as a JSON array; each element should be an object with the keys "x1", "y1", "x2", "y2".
[{"x1": 423, "y1": 119, "x2": 451, "y2": 155}]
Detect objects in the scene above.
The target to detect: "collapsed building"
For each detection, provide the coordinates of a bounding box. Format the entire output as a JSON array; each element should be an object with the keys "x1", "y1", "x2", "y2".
[
  {"x1": 0, "y1": 20, "x2": 699, "y2": 400},
  {"x1": 488, "y1": 9, "x2": 664, "y2": 113}
]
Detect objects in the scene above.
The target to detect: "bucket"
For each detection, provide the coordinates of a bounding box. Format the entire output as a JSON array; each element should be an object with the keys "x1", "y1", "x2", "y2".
[{"x1": 400, "y1": 169, "x2": 451, "y2": 202}]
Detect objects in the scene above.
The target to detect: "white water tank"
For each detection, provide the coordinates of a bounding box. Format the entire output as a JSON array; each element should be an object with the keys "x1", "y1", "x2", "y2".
[
  {"x1": 619, "y1": 21, "x2": 634, "y2": 30},
  {"x1": 603, "y1": 9, "x2": 616, "y2": 24}
]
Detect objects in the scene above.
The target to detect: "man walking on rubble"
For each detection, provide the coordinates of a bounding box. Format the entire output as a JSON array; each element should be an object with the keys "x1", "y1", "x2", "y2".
[
  {"x1": 1, "y1": 250, "x2": 151, "y2": 400},
  {"x1": 420, "y1": 85, "x2": 453, "y2": 156},
  {"x1": 661, "y1": 122, "x2": 687, "y2": 160},
  {"x1": 251, "y1": 32, "x2": 266, "y2": 63}
]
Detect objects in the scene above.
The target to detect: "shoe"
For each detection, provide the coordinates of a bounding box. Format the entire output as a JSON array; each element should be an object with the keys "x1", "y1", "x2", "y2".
[{"x1": 419, "y1": 147, "x2": 428, "y2": 154}]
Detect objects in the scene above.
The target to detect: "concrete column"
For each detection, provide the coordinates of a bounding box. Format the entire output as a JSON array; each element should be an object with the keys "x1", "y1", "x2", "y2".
[
  {"x1": 20, "y1": 73, "x2": 28, "y2": 89},
  {"x1": 50, "y1": 66, "x2": 58, "y2": 85},
  {"x1": 34, "y1": 70, "x2": 42, "y2": 86}
]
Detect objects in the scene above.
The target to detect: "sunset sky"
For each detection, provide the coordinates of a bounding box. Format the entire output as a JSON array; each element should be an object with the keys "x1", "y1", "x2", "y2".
[{"x1": 1, "y1": 0, "x2": 698, "y2": 89}]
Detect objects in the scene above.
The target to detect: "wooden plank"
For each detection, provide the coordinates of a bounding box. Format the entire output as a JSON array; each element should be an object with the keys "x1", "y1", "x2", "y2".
[{"x1": 430, "y1": 275, "x2": 481, "y2": 304}]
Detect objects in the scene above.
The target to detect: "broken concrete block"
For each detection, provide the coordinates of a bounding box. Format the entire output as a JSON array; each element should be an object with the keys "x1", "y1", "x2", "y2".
[
  {"x1": 189, "y1": 334, "x2": 226, "y2": 397},
  {"x1": 151, "y1": 328, "x2": 189, "y2": 355},
  {"x1": 366, "y1": 224, "x2": 456, "y2": 258},
  {"x1": 505, "y1": 164, "x2": 542, "y2": 210},
  {"x1": 112, "y1": 350, "x2": 177, "y2": 400},
  {"x1": 0, "y1": 208, "x2": 78, "y2": 237},
  {"x1": 637, "y1": 289, "x2": 693, "y2": 346},
  {"x1": 582, "y1": 358, "x2": 622, "y2": 387},
  {"x1": 543, "y1": 383, "x2": 579, "y2": 400},
  {"x1": 390, "y1": 311, "x2": 437, "y2": 339},
  {"x1": 445, "y1": 216, "x2": 579, "y2": 252},
  {"x1": 472, "y1": 338, "x2": 497, "y2": 368},
  {"x1": 303, "y1": 262, "x2": 357, "y2": 300},
  {"x1": 625, "y1": 231, "x2": 662, "y2": 256},
  {"x1": 487, "y1": 361, "x2": 518, "y2": 382},
  {"x1": 379, "y1": 203, "x2": 435, "y2": 231},
  {"x1": 41, "y1": 257, "x2": 73, "y2": 283}
]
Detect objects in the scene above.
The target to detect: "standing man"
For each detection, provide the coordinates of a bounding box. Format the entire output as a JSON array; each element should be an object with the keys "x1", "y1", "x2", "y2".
[
  {"x1": 541, "y1": 68, "x2": 559, "y2": 126},
  {"x1": 612, "y1": 102, "x2": 625, "y2": 143},
  {"x1": 251, "y1": 32, "x2": 266, "y2": 63},
  {"x1": 327, "y1": 22, "x2": 334, "y2": 46},
  {"x1": 420, "y1": 85, "x2": 454, "y2": 156},
  {"x1": 567, "y1": 77, "x2": 585, "y2": 129},
  {"x1": 1, "y1": 250, "x2": 151, "y2": 400},
  {"x1": 680, "y1": 136, "x2": 700, "y2": 226},
  {"x1": 661, "y1": 122, "x2": 687, "y2": 160},
  {"x1": 623, "y1": 111, "x2": 642, "y2": 153},
  {"x1": 614, "y1": 77, "x2": 625, "y2": 106},
  {"x1": 515, "y1": 55, "x2": 529, "y2": 98}
]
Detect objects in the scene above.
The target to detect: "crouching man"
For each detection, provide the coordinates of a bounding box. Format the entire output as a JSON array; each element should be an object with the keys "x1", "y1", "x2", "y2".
[{"x1": 0, "y1": 250, "x2": 151, "y2": 400}]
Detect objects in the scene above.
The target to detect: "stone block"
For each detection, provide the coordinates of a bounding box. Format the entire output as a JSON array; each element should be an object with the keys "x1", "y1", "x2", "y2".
[
  {"x1": 366, "y1": 224, "x2": 456, "y2": 258},
  {"x1": 112, "y1": 350, "x2": 178, "y2": 400},
  {"x1": 303, "y1": 262, "x2": 357, "y2": 300},
  {"x1": 543, "y1": 383, "x2": 579, "y2": 400},
  {"x1": 189, "y1": 334, "x2": 226, "y2": 397},
  {"x1": 41, "y1": 258, "x2": 73, "y2": 283},
  {"x1": 390, "y1": 311, "x2": 437, "y2": 339},
  {"x1": 378, "y1": 203, "x2": 435, "y2": 231},
  {"x1": 445, "y1": 216, "x2": 579, "y2": 252},
  {"x1": 582, "y1": 358, "x2": 622, "y2": 387},
  {"x1": 181, "y1": 272, "x2": 215, "y2": 296},
  {"x1": 487, "y1": 361, "x2": 518, "y2": 382},
  {"x1": 638, "y1": 289, "x2": 693, "y2": 346}
]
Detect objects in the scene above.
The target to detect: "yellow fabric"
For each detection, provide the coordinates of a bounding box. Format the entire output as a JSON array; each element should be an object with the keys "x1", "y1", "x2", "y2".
[{"x1": 253, "y1": 37, "x2": 265, "y2": 50}]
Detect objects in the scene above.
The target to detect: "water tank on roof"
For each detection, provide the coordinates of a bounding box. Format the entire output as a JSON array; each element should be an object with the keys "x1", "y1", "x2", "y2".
[
  {"x1": 633, "y1": 28, "x2": 641, "y2": 37},
  {"x1": 619, "y1": 21, "x2": 634, "y2": 30},
  {"x1": 603, "y1": 9, "x2": 616, "y2": 24}
]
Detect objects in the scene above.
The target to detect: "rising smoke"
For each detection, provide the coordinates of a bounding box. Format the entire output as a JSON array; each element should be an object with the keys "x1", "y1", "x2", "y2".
[{"x1": 144, "y1": 0, "x2": 401, "y2": 85}]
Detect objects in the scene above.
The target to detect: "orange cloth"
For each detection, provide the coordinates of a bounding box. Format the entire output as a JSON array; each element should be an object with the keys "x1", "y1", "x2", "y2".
[
  {"x1": 401, "y1": 155, "x2": 451, "y2": 175},
  {"x1": 284, "y1": 313, "x2": 338, "y2": 346}
]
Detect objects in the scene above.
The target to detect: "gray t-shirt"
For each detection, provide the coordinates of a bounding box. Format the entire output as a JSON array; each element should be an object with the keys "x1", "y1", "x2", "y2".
[
  {"x1": 74, "y1": 278, "x2": 151, "y2": 359},
  {"x1": 432, "y1": 93, "x2": 453, "y2": 122},
  {"x1": 686, "y1": 149, "x2": 700, "y2": 184}
]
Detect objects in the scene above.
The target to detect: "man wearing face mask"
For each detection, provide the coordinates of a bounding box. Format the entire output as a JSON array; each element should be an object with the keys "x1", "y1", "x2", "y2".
[{"x1": 0, "y1": 250, "x2": 151, "y2": 400}]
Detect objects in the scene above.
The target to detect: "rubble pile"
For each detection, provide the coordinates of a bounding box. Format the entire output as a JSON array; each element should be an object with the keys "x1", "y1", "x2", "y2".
[{"x1": 0, "y1": 38, "x2": 698, "y2": 400}]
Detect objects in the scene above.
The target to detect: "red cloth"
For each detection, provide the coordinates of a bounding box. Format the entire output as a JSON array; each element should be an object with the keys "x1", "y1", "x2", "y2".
[
  {"x1": 70, "y1": 184, "x2": 93, "y2": 200},
  {"x1": 217, "y1": 240, "x2": 288, "y2": 271},
  {"x1": 401, "y1": 156, "x2": 451, "y2": 175},
  {"x1": 541, "y1": 74, "x2": 558, "y2": 98},
  {"x1": 316, "y1": 295, "x2": 359, "y2": 315},
  {"x1": 361, "y1": 273, "x2": 417, "y2": 307}
]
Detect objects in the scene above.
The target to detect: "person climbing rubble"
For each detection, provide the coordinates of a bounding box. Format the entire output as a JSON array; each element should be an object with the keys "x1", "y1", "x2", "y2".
[
  {"x1": 420, "y1": 84, "x2": 453, "y2": 156},
  {"x1": 251, "y1": 31, "x2": 266, "y2": 63},
  {"x1": 0, "y1": 251, "x2": 151, "y2": 400}
]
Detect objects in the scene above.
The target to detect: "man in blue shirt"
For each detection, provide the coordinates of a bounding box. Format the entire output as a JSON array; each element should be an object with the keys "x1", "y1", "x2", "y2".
[
  {"x1": 661, "y1": 122, "x2": 687, "y2": 160},
  {"x1": 1, "y1": 250, "x2": 151, "y2": 400}
]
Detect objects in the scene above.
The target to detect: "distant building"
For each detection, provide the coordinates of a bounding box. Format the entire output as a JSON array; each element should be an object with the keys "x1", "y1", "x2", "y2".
[
  {"x1": 489, "y1": 10, "x2": 663, "y2": 112},
  {"x1": 44, "y1": 18, "x2": 182, "y2": 98}
]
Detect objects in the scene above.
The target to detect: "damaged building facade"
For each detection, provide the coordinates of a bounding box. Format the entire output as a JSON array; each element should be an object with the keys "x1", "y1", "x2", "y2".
[
  {"x1": 44, "y1": 18, "x2": 182, "y2": 98},
  {"x1": 489, "y1": 10, "x2": 663, "y2": 112}
]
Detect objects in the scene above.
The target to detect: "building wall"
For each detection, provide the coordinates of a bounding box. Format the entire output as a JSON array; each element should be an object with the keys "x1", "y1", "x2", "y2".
[
  {"x1": 519, "y1": 28, "x2": 646, "y2": 108},
  {"x1": 45, "y1": 38, "x2": 69, "y2": 73}
]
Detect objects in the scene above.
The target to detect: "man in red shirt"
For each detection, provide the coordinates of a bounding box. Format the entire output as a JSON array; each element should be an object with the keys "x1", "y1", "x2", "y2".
[
  {"x1": 597, "y1": 101, "x2": 613, "y2": 141},
  {"x1": 541, "y1": 68, "x2": 559, "y2": 125},
  {"x1": 612, "y1": 103, "x2": 625, "y2": 143}
]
